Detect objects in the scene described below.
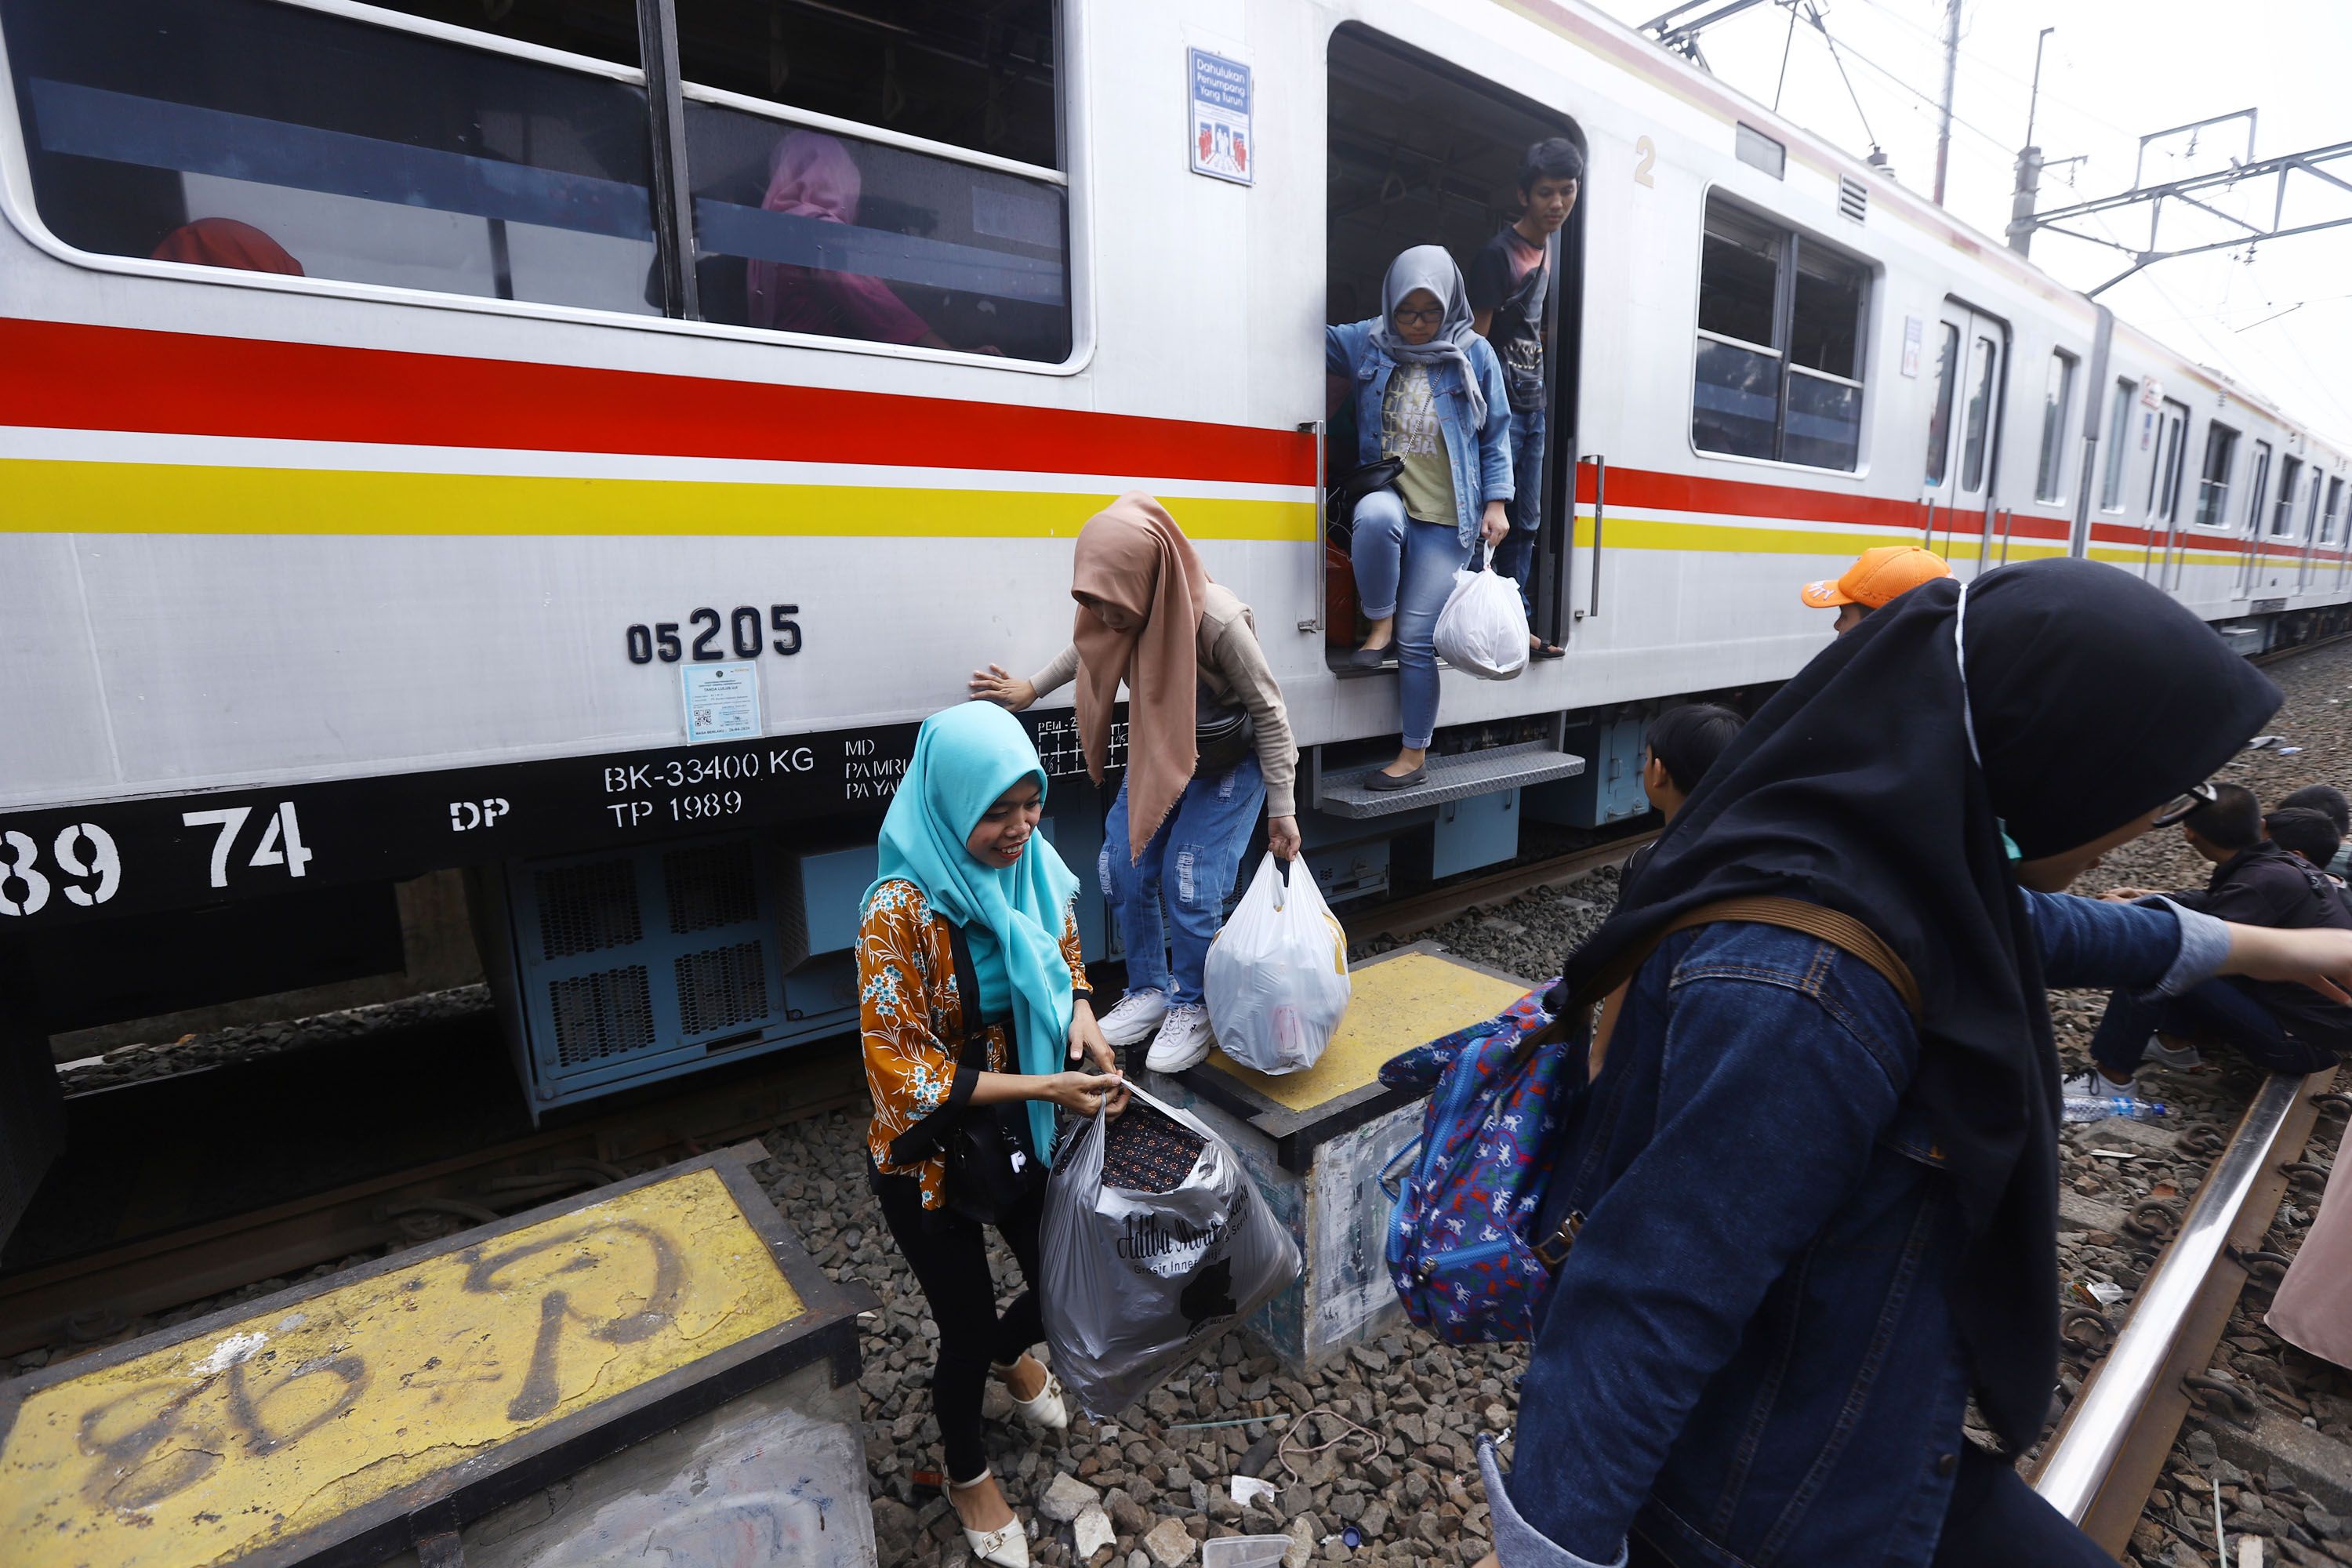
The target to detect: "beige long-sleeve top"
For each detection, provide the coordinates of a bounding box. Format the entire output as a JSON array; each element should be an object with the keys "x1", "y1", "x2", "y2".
[{"x1": 1030, "y1": 583, "x2": 1298, "y2": 818}]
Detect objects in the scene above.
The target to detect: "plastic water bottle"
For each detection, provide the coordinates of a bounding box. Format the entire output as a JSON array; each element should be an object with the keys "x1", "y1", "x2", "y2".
[{"x1": 2061, "y1": 1094, "x2": 2169, "y2": 1123}]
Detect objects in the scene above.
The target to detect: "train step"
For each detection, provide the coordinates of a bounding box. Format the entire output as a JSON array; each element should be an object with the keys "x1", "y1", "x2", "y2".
[{"x1": 1317, "y1": 740, "x2": 1586, "y2": 818}]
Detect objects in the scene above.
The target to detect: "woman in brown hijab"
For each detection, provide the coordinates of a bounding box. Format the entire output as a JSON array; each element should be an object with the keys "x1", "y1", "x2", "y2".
[{"x1": 971, "y1": 495, "x2": 1298, "y2": 1072}]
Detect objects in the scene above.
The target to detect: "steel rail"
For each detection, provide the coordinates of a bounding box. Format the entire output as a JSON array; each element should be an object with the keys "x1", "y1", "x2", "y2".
[{"x1": 2031, "y1": 1069, "x2": 2313, "y2": 1530}]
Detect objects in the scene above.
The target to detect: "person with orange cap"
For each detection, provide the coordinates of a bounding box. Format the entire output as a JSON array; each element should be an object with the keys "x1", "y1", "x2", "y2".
[{"x1": 1799, "y1": 546, "x2": 1953, "y2": 634}]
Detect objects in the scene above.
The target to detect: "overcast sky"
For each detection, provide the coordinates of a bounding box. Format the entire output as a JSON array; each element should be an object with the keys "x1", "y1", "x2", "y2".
[{"x1": 1592, "y1": 0, "x2": 2352, "y2": 437}]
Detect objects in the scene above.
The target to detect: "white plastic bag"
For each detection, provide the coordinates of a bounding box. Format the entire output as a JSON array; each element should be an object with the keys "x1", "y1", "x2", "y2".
[
  {"x1": 1204, "y1": 854, "x2": 1352, "y2": 1075},
  {"x1": 1040, "y1": 1086, "x2": 1301, "y2": 1419},
  {"x1": 1432, "y1": 557, "x2": 1530, "y2": 680}
]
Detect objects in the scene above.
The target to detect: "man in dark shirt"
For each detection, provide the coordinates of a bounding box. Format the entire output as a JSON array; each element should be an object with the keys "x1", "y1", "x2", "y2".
[
  {"x1": 2072, "y1": 783, "x2": 2349, "y2": 1094},
  {"x1": 1618, "y1": 702, "x2": 1744, "y2": 896},
  {"x1": 1470, "y1": 136, "x2": 1581, "y2": 657}
]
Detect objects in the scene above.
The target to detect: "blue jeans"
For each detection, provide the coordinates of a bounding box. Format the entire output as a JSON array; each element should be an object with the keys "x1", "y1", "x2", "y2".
[
  {"x1": 1492, "y1": 404, "x2": 1546, "y2": 618},
  {"x1": 2089, "y1": 975, "x2": 2338, "y2": 1079},
  {"x1": 1351, "y1": 489, "x2": 1471, "y2": 750},
  {"x1": 1101, "y1": 755, "x2": 1264, "y2": 1007}
]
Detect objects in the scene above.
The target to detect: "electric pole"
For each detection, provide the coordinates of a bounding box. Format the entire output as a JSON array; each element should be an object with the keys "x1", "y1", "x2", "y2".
[
  {"x1": 1932, "y1": 0, "x2": 1961, "y2": 205},
  {"x1": 2006, "y1": 27, "x2": 2053, "y2": 256}
]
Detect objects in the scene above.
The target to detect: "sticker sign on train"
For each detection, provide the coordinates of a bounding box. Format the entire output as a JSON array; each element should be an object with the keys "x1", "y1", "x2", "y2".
[{"x1": 1188, "y1": 48, "x2": 1254, "y2": 185}]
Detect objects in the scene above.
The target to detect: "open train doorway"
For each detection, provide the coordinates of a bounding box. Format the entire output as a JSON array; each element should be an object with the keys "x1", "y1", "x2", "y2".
[{"x1": 1324, "y1": 24, "x2": 1586, "y2": 666}]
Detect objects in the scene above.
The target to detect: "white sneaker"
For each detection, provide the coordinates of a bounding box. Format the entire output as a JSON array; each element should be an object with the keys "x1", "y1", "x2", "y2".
[
  {"x1": 2062, "y1": 1069, "x2": 2132, "y2": 1098},
  {"x1": 1145, "y1": 1003, "x2": 1214, "y2": 1073},
  {"x1": 1098, "y1": 989, "x2": 1170, "y2": 1048},
  {"x1": 2144, "y1": 1035, "x2": 2204, "y2": 1071}
]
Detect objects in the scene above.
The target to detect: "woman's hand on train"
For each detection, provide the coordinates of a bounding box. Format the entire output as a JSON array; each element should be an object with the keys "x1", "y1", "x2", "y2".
[
  {"x1": 969, "y1": 664, "x2": 1037, "y2": 711},
  {"x1": 1268, "y1": 815, "x2": 1302, "y2": 861},
  {"x1": 2220, "y1": 923, "x2": 2352, "y2": 1002},
  {"x1": 1037, "y1": 1069, "x2": 1126, "y2": 1116},
  {"x1": 1479, "y1": 500, "x2": 1511, "y2": 546}
]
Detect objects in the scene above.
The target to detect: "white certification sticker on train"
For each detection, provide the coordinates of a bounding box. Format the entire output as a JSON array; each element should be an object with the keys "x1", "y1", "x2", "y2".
[
  {"x1": 1188, "y1": 48, "x2": 1253, "y2": 185},
  {"x1": 681, "y1": 662, "x2": 762, "y2": 746}
]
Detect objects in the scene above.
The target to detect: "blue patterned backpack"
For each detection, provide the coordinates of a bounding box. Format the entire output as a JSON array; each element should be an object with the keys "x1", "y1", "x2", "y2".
[
  {"x1": 1377, "y1": 897, "x2": 1919, "y2": 1344},
  {"x1": 1377, "y1": 980, "x2": 1579, "y2": 1343}
]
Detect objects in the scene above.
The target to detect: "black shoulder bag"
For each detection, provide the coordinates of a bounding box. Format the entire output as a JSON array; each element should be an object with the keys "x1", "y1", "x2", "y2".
[{"x1": 942, "y1": 923, "x2": 1049, "y2": 1225}]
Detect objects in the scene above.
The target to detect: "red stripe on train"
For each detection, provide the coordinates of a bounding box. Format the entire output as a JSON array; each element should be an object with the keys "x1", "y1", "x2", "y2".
[{"x1": 0, "y1": 317, "x2": 1317, "y2": 486}]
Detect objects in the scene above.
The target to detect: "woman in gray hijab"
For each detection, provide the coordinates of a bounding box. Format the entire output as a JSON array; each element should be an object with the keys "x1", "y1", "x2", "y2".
[{"x1": 1327, "y1": 245, "x2": 1516, "y2": 789}]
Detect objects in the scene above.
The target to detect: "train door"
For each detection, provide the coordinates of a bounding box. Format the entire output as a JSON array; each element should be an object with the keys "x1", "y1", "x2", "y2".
[
  {"x1": 1323, "y1": 24, "x2": 1584, "y2": 664},
  {"x1": 1922, "y1": 302, "x2": 2005, "y2": 572},
  {"x1": 2147, "y1": 397, "x2": 2187, "y2": 583}
]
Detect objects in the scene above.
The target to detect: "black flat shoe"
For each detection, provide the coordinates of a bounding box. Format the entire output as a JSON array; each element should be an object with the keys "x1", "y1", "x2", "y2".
[
  {"x1": 1531, "y1": 641, "x2": 1566, "y2": 660},
  {"x1": 1344, "y1": 644, "x2": 1394, "y2": 670},
  {"x1": 1363, "y1": 764, "x2": 1428, "y2": 791}
]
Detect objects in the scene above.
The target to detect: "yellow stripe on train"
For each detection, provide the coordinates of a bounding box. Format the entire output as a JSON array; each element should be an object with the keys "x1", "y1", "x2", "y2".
[{"x1": 0, "y1": 459, "x2": 1318, "y2": 541}]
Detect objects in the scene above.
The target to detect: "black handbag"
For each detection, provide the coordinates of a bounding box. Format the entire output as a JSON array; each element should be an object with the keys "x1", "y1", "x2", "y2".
[
  {"x1": 942, "y1": 924, "x2": 1047, "y2": 1225},
  {"x1": 1329, "y1": 456, "x2": 1404, "y2": 523},
  {"x1": 1195, "y1": 677, "x2": 1256, "y2": 778}
]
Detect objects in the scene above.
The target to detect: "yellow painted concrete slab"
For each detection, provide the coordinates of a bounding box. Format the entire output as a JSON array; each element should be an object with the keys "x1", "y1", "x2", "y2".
[
  {"x1": 1209, "y1": 950, "x2": 1534, "y2": 1112},
  {"x1": 0, "y1": 1166, "x2": 803, "y2": 1568}
]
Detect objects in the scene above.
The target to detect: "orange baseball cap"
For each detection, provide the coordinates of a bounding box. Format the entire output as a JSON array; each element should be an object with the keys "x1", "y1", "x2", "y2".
[{"x1": 1799, "y1": 546, "x2": 1953, "y2": 609}]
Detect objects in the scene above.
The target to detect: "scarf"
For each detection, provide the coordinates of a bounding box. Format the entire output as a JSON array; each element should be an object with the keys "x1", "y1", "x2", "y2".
[
  {"x1": 868, "y1": 702, "x2": 1081, "y2": 1163},
  {"x1": 1550, "y1": 557, "x2": 2278, "y2": 1450},
  {"x1": 1071, "y1": 494, "x2": 1214, "y2": 863},
  {"x1": 1368, "y1": 244, "x2": 1487, "y2": 430}
]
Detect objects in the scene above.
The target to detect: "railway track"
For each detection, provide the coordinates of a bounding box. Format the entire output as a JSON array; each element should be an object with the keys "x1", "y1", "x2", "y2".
[{"x1": 2032, "y1": 1069, "x2": 2347, "y2": 1557}]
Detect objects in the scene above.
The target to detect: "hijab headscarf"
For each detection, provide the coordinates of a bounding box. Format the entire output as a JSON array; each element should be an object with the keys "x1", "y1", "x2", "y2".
[
  {"x1": 1071, "y1": 494, "x2": 1214, "y2": 863},
  {"x1": 1551, "y1": 557, "x2": 2278, "y2": 1451},
  {"x1": 746, "y1": 129, "x2": 931, "y2": 346},
  {"x1": 151, "y1": 219, "x2": 304, "y2": 277},
  {"x1": 868, "y1": 702, "x2": 1080, "y2": 1163},
  {"x1": 1368, "y1": 244, "x2": 1487, "y2": 430}
]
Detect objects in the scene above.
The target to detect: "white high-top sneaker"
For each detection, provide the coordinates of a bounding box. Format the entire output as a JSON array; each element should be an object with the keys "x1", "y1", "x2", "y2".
[
  {"x1": 1098, "y1": 988, "x2": 1171, "y2": 1048},
  {"x1": 1145, "y1": 1003, "x2": 1214, "y2": 1073}
]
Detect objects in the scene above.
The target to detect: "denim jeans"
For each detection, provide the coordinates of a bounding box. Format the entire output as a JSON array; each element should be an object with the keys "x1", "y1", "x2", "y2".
[
  {"x1": 1350, "y1": 488, "x2": 1472, "y2": 750},
  {"x1": 1101, "y1": 754, "x2": 1264, "y2": 1007},
  {"x1": 1492, "y1": 403, "x2": 1546, "y2": 618},
  {"x1": 2089, "y1": 975, "x2": 2339, "y2": 1079}
]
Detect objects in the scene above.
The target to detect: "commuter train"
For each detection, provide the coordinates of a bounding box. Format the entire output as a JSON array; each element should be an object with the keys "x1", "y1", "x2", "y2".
[{"x1": 2, "y1": 0, "x2": 2347, "y2": 1231}]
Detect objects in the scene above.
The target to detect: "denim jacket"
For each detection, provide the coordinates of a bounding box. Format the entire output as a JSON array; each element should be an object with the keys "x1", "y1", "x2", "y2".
[
  {"x1": 1325, "y1": 318, "x2": 1515, "y2": 546},
  {"x1": 1490, "y1": 891, "x2": 2227, "y2": 1568}
]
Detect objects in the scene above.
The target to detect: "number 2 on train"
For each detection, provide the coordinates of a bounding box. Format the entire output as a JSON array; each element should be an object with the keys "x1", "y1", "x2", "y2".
[{"x1": 0, "y1": 822, "x2": 122, "y2": 916}]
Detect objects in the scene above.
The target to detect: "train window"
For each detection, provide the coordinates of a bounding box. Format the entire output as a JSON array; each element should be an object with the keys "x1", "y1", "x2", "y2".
[
  {"x1": 2326, "y1": 476, "x2": 2346, "y2": 543},
  {"x1": 1692, "y1": 195, "x2": 1867, "y2": 470},
  {"x1": 2245, "y1": 441, "x2": 2273, "y2": 535},
  {"x1": 2194, "y1": 423, "x2": 2238, "y2": 528},
  {"x1": 1958, "y1": 335, "x2": 1996, "y2": 491},
  {"x1": 2274, "y1": 456, "x2": 2303, "y2": 535},
  {"x1": 2034, "y1": 350, "x2": 2077, "y2": 503},
  {"x1": 2306, "y1": 470, "x2": 2325, "y2": 539},
  {"x1": 2099, "y1": 379, "x2": 2133, "y2": 510},
  {"x1": 673, "y1": 2, "x2": 1057, "y2": 170},
  {"x1": 0, "y1": 0, "x2": 658, "y2": 313},
  {"x1": 681, "y1": 99, "x2": 1069, "y2": 360},
  {"x1": 363, "y1": 0, "x2": 639, "y2": 68},
  {"x1": 2147, "y1": 399, "x2": 2187, "y2": 524},
  {"x1": 1923, "y1": 324, "x2": 1960, "y2": 486}
]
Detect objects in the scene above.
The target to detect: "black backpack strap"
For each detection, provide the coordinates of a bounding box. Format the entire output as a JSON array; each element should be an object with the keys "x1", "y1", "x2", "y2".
[{"x1": 887, "y1": 921, "x2": 996, "y2": 1167}]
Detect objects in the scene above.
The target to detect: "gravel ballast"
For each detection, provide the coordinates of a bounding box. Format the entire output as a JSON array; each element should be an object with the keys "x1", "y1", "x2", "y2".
[{"x1": 13, "y1": 645, "x2": 2352, "y2": 1566}]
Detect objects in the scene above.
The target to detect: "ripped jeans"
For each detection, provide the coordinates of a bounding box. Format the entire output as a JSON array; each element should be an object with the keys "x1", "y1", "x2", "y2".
[{"x1": 1100, "y1": 755, "x2": 1265, "y2": 1007}]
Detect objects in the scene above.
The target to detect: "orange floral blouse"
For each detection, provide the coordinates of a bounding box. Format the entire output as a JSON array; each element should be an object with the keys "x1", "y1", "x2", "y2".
[{"x1": 859, "y1": 878, "x2": 1090, "y2": 1209}]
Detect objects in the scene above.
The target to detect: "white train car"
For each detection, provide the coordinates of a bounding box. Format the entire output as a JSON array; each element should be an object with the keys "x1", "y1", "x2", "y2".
[{"x1": 2, "y1": 0, "x2": 2345, "y2": 1225}]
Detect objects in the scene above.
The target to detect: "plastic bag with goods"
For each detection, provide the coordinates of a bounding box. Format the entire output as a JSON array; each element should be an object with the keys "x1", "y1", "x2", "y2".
[
  {"x1": 1039, "y1": 1086, "x2": 1301, "y2": 1419},
  {"x1": 1203, "y1": 853, "x2": 1352, "y2": 1076},
  {"x1": 1432, "y1": 552, "x2": 1530, "y2": 681}
]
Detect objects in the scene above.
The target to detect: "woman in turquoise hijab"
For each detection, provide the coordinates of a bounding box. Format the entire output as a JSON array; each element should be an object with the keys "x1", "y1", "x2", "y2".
[{"x1": 858, "y1": 701, "x2": 1123, "y2": 1566}]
